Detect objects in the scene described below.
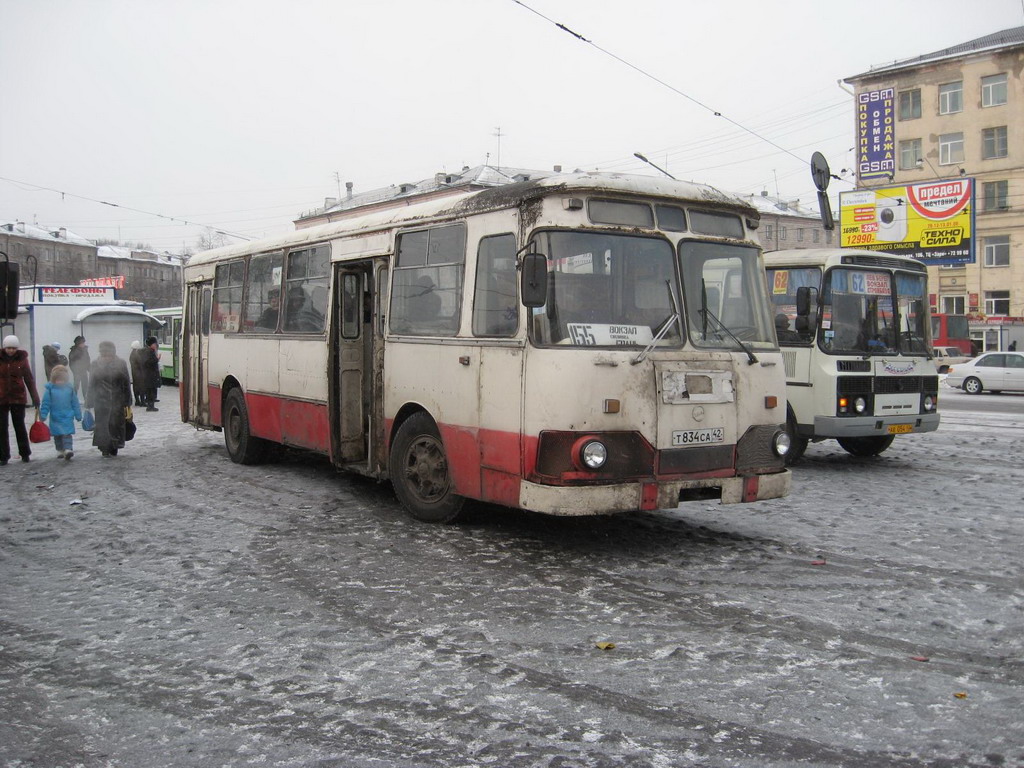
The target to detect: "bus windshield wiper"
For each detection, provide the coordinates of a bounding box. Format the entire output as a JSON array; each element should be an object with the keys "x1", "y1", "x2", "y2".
[
  {"x1": 700, "y1": 279, "x2": 758, "y2": 365},
  {"x1": 632, "y1": 281, "x2": 680, "y2": 365}
]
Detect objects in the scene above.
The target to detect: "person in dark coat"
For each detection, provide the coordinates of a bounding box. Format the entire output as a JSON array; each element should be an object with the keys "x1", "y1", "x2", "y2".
[
  {"x1": 129, "y1": 340, "x2": 146, "y2": 406},
  {"x1": 42, "y1": 342, "x2": 68, "y2": 380},
  {"x1": 68, "y1": 335, "x2": 91, "y2": 398},
  {"x1": 1, "y1": 334, "x2": 42, "y2": 465},
  {"x1": 86, "y1": 341, "x2": 131, "y2": 457},
  {"x1": 142, "y1": 336, "x2": 161, "y2": 411}
]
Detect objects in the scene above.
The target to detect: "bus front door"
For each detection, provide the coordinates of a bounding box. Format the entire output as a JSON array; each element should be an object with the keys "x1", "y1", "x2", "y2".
[
  {"x1": 182, "y1": 281, "x2": 212, "y2": 425},
  {"x1": 331, "y1": 264, "x2": 373, "y2": 464}
]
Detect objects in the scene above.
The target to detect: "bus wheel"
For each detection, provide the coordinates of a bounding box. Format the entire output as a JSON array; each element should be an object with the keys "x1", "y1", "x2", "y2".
[
  {"x1": 784, "y1": 410, "x2": 808, "y2": 465},
  {"x1": 836, "y1": 435, "x2": 895, "y2": 457},
  {"x1": 390, "y1": 413, "x2": 465, "y2": 523},
  {"x1": 223, "y1": 389, "x2": 268, "y2": 465}
]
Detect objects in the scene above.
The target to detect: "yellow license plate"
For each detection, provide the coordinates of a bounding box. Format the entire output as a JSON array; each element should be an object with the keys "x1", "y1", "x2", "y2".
[{"x1": 888, "y1": 424, "x2": 913, "y2": 434}]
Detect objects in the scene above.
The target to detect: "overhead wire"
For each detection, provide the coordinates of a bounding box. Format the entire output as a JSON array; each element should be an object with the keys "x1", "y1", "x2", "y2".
[
  {"x1": 0, "y1": 175, "x2": 254, "y2": 241},
  {"x1": 510, "y1": 0, "x2": 813, "y2": 168}
]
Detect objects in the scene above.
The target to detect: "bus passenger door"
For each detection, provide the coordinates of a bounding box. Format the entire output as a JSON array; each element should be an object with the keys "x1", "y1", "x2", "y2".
[
  {"x1": 182, "y1": 281, "x2": 212, "y2": 425},
  {"x1": 330, "y1": 264, "x2": 372, "y2": 463}
]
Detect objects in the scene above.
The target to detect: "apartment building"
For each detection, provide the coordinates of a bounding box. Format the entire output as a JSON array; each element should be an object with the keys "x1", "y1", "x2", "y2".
[{"x1": 844, "y1": 26, "x2": 1024, "y2": 350}]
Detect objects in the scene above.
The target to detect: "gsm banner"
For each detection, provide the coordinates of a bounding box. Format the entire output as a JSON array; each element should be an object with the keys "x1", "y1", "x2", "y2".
[{"x1": 838, "y1": 179, "x2": 975, "y2": 265}]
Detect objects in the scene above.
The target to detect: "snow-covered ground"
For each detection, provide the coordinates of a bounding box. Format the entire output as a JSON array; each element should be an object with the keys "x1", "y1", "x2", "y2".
[{"x1": 2, "y1": 390, "x2": 1021, "y2": 767}]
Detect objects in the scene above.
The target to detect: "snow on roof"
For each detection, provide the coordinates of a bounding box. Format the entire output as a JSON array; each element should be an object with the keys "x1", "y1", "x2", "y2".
[
  {"x1": 846, "y1": 26, "x2": 1024, "y2": 81},
  {"x1": 1, "y1": 221, "x2": 93, "y2": 246},
  {"x1": 738, "y1": 192, "x2": 819, "y2": 219},
  {"x1": 298, "y1": 164, "x2": 556, "y2": 220},
  {"x1": 97, "y1": 244, "x2": 183, "y2": 266}
]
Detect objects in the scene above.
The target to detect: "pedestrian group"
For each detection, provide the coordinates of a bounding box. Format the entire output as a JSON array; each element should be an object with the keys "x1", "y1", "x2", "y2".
[{"x1": 1, "y1": 334, "x2": 161, "y2": 464}]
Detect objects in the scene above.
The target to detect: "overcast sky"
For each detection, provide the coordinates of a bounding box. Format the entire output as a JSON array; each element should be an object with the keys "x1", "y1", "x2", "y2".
[{"x1": 2, "y1": 0, "x2": 1022, "y2": 252}]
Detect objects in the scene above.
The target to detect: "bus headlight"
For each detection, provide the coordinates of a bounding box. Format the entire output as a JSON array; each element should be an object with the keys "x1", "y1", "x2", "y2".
[
  {"x1": 580, "y1": 440, "x2": 608, "y2": 469},
  {"x1": 923, "y1": 394, "x2": 936, "y2": 412},
  {"x1": 854, "y1": 396, "x2": 867, "y2": 413},
  {"x1": 773, "y1": 430, "x2": 791, "y2": 457}
]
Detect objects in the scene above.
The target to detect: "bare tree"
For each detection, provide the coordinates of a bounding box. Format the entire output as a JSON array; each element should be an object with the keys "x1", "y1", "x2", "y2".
[{"x1": 195, "y1": 229, "x2": 230, "y2": 252}]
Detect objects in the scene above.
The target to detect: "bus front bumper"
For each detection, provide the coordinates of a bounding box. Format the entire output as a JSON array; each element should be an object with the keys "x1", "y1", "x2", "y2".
[
  {"x1": 518, "y1": 470, "x2": 792, "y2": 516},
  {"x1": 813, "y1": 412, "x2": 940, "y2": 438}
]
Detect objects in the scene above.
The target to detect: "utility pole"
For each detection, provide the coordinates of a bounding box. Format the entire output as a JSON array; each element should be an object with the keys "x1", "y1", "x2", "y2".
[{"x1": 333, "y1": 172, "x2": 342, "y2": 200}]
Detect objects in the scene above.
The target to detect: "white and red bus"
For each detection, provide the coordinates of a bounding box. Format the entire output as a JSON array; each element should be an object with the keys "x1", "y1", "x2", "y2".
[{"x1": 181, "y1": 173, "x2": 791, "y2": 522}]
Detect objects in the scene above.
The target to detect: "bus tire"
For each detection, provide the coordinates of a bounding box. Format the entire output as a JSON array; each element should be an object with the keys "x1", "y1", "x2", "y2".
[
  {"x1": 784, "y1": 409, "x2": 808, "y2": 465},
  {"x1": 389, "y1": 412, "x2": 465, "y2": 524},
  {"x1": 223, "y1": 388, "x2": 269, "y2": 465},
  {"x1": 963, "y1": 377, "x2": 983, "y2": 395},
  {"x1": 836, "y1": 435, "x2": 895, "y2": 457}
]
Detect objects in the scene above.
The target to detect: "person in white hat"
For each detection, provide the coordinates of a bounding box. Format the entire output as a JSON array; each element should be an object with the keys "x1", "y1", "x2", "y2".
[{"x1": 1, "y1": 335, "x2": 42, "y2": 465}]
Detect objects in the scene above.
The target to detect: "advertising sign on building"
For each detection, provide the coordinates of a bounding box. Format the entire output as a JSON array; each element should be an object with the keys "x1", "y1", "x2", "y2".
[
  {"x1": 839, "y1": 179, "x2": 975, "y2": 265},
  {"x1": 35, "y1": 285, "x2": 117, "y2": 303},
  {"x1": 81, "y1": 276, "x2": 126, "y2": 289},
  {"x1": 857, "y1": 88, "x2": 895, "y2": 180}
]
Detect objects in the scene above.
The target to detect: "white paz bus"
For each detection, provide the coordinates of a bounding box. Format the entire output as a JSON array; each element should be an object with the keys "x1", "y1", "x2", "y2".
[
  {"x1": 764, "y1": 248, "x2": 940, "y2": 462},
  {"x1": 181, "y1": 173, "x2": 792, "y2": 522}
]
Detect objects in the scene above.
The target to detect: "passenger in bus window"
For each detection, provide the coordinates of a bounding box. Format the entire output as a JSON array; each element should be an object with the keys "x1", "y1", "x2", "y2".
[
  {"x1": 284, "y1": 285, "x2": 325, "y2": 332},
  {"x1": 255, "y1": 288, "x2": 280, "y2": 331},
  {"x1": 775, "y1": 313, "x2": 800, "y2": 343},
  {"x1": 408, "y1": 275, "x2": 441, "y2": 323}
]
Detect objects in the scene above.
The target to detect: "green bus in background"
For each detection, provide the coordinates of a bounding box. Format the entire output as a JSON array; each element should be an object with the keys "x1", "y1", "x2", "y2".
[{"x1": 148, "y1": 306, "x2": 183, "y2": 383}]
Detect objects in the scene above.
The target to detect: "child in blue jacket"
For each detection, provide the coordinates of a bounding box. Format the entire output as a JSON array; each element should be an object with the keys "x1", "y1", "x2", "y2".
[{"x1": 40, "y1": 365, "x2": 82, "y2": 460}]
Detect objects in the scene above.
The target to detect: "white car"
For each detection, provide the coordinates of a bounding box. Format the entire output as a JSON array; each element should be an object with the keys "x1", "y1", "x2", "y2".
[
  {"x1": 931, "y1": 346, "x2": 972, "y2": 373},
  {"x1": 945, "y1": 351, "x2": 1024, "y2": 394}
]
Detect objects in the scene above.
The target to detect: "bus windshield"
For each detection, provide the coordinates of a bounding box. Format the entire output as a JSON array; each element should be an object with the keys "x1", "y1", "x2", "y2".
[
  {"x1": 681, "y1": 241, "x2": 776, "y2": 350},
  {"x1": 530, "y1": 231, "x2": 682, "y2": 347},
  {"x1": 821, "y1": 268, "x2": 929, "y2": 356}
]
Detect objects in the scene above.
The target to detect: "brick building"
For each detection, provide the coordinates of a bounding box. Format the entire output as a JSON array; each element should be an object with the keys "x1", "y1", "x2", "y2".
[{"x1": 1, "y1": 221, "x2": 183, "y2": 309}]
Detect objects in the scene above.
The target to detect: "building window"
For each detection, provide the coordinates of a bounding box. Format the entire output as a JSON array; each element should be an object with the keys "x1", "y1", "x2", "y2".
[
  {"x1": 899, "y1": 138, "x2": 922, "y2": 169},
  {"x1": 825, "y1": 230, "x2": 833, "y2": 244},
  {"x1": 939, "y1": 132, "x2": 964, "y2": 165},
  {"x1": 941, "y1": 295, "x2": 966, "y2": 314},
  {"x1": 779, "y1": 226, "x2": 787, "y2": 240},
  {"x1": 982, "y1": 73, "x2": 1008, "y2": 107},
  {"x1": 938, "y1": 81, "x2": 963, "y2": 114},
  {"x1": 797, "y1": 228, "x2": 804, "y2": 242},
  {"x1": 898, "y1": 89, "x2": 921, "y2": 120},
  {"x1": 985, "y1": 291, "x2": 1010, "y2": 315},
  {"x1": 983, "y1": 180, "x2": 1009, "y2": 211},
  {"x1": 984, "y1": 235, "x2": 1010, "y2": 267},
  {"x1": 982, "y1": 126, "x2": 1008, "y2": 159},
  {"x1": 812, "y1": 230, "x2": 820, "y2": 243},
  {"x1": 764, "y1": 224, "x2": 773, "y2": 240}
]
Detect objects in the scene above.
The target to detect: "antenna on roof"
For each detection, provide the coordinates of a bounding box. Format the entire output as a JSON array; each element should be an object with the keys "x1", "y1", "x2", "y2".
[{"x1": 493, "y1": 127, "x2": 503, "y2": 168}]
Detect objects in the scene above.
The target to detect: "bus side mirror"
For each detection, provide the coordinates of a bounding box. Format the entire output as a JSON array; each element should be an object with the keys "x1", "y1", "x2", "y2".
[
  {"x1": 796, "y1": 286, "x2": 812, "y2": 317},
  {"x1": 1, "y1": 258, "x2": 19, "y2": 320},
  {"x1": 520, "y1": 253, "x2": 548, "y2": 308}
]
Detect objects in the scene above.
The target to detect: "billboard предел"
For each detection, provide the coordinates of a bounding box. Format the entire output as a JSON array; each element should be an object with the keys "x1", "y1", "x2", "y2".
[{"x1": 839, "y1": 179, "x2": 975, "y2": 265}]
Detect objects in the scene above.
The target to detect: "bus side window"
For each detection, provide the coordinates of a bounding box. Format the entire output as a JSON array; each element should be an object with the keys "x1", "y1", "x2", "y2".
[
  {"x1": 472, "y1": 234, "x2": 518, "y2": 337},
  {"x1": 211, "y1": 261, "x2": 244, "y2": 333},
  {"x1": 390, "y1": 224, "x2": 466, "y2": 336},
  {"x1": 282, "y1": 245, "x2": 329, "y2": 333}
]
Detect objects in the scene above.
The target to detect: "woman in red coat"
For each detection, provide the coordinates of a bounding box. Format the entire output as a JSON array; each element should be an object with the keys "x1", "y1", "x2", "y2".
[{"x1": 1, "y1": 334, "x2": 42, "y2": 465}]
